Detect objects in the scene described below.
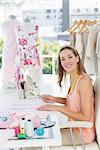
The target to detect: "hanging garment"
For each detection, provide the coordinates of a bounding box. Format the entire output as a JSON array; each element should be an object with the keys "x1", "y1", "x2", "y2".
[
  {"x1": 75, "y1": 33, "x2": 83, "y2": 59},
  {"x1": 96, "y1": 31, "x2": 100, "y2": 76},
  {"x1": 70, "y1": 33, "x2": 75, "y2": 47},
  {"x1": 98, "y1": 58, "x2": 100, "y2": 76},
  {"x1": 81, "y1": 32, "x2": 89, "y2": 63},
  {"x1": 84, "y1": 25, "x2": 100, "y2": 75},
  {"x1": 96, "y1": 31, "x2": 100, "y2": 58},
  {"x1": 1, "y1": 18, "x2": 20, "y2": 88}
]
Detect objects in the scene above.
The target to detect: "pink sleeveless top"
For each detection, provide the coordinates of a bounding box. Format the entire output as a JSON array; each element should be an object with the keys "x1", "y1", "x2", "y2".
[{"x1": 69, "y1": 75, "x2": 95, "y2": 144}]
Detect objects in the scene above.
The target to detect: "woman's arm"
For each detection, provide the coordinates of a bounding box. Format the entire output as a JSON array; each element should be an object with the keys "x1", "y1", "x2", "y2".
[
  {"x1": 41, "y1": 95, "x2": 66, "y2": 104},
  {"x1": 38, "y1": 76, "x2": 93, "y2": 121},
  {"x1": 54, "y1": 96, "x2": 66, "y2": 104}
]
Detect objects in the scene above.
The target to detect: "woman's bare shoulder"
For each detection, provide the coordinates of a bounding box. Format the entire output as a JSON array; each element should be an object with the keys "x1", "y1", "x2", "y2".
[{"x1": 78, "y1": 74, "x2": 93, "y2": 88}]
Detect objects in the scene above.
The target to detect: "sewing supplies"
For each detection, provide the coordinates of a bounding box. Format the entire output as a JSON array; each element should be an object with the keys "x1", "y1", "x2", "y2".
[
  {"x1": 35, "y1": 121, "x2": 55, "y2": 136},
  {"x1": 20, "y1": 117, "x2": 26, "y2": 133},
  {"x1": 20, "y1": 117, "x2": 26, "y2": 128},
  {"x1": 18, "y1": 133, "x2": 27, "y2": 139},
  {"x1": 25, "y1": 119, "x2": 34, "y2": 137},
  {"x1": 20, "y1": 128, "x2": 25, "y2": 134},
  {"x1": 0, "y1": 113, "x2": 54, "y2": 139},
  {"x1": 68, "y1": 73, "x2": 79, "y2": 95},
  {"x1": 35, "y1": 127, "x2": 44, "y2": 136},
  {"x1": 14, "y1": 127, "x2": 20, "y2": 136},
  {"x1": 41, "y1": 121, "x2": 56, "y2": 128}
]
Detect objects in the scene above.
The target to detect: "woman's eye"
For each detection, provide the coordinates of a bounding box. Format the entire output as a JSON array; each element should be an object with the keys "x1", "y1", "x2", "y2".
[
  {"x1": 61, "y1": 58, "x2": 65, "y2": 61},
  {"x1": 68, "y1": 56, "x2": 72, "y2": 59}
]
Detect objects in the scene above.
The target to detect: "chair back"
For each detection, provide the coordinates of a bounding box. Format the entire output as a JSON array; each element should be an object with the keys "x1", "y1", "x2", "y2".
[{"x1": 94, "y1": 77, "x2": 100, "y2": 148}]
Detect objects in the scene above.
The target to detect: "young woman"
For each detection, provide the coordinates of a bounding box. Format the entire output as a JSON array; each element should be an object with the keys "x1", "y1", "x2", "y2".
[{"x1": 38, "y1": 45, "x2": 95, "y2": 145}]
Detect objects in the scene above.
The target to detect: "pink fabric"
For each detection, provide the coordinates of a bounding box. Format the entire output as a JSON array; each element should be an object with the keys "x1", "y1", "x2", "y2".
[
  {"x1": 0, "y1": 112, "x2": 48, "y2": 129},
  {"x1": 68, "y1": 75, "x2": 95, "y2": 144},
  {"x1": 0, "y1": 112, "x2": 16, "y2": 128}
]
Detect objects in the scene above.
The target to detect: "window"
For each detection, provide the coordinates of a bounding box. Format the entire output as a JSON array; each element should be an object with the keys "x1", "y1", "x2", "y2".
[
  {"x1": 76, "y1": 9, "x2": 80, "y2": 13},
  {"x1": 60, "y1": 9, "x2": 62, "y2": 12},
  {"x1": 94, "y1": 8, "x2": 98, "y2": 12},
  {"x1": 46, "y1": 9, "x2": 51, "y2": 13},
  {"x1": 46, "y1": 15, "x2": 51, "y2": 19},
  {"x1": 53, "y1": 9, "x2": 56, "y2": 13},
  {"x1": 32, "y1": 16, "x2": 36, "y2": 20}
]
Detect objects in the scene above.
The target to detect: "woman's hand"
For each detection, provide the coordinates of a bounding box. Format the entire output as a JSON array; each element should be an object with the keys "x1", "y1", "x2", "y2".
[
  {"x1": 41, "y1": 95, "x2": 56, "y2": 103},
  {"x1": 37, "y1": 104, "x2": 57, "y2": 111}
]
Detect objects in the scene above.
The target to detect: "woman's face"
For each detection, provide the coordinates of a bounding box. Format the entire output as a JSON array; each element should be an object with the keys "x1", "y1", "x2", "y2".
[{"x1": 60, "y1": 48, "x2": 79, "y2": 73}]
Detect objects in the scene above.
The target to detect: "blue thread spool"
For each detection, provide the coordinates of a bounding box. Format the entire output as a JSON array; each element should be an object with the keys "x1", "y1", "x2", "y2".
[
  {"x1": 36, "y1": 127, "x2": 44, "y2": 136},
  {"x1": 26, "y1": 119, "x2": 34, "y2": 137},
  {"x1": 2, "y1": 116, "x2": 8, "y2": 121}
]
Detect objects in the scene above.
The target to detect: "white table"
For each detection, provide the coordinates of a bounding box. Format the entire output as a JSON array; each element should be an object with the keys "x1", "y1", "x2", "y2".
[
  {"x1": 0, "y1": 89, "x2": 62, "y2": 150},
  {"x1": 0, "y1": 88, "x2": 68, "y2": 126},
  {"x1": 0, "y1": 115, "x2": 61, "y2": 150}
]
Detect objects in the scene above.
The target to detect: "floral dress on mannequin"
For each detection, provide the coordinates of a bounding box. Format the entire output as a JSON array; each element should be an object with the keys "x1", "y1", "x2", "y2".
[{"x1": 15, "y1": 23, "x2": 42, "y2": 97}]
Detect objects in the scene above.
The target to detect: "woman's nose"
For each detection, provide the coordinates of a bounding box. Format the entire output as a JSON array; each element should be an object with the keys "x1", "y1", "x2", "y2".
[{"x1": 65, "y1": 59, "x2": 70, "y2": 64}]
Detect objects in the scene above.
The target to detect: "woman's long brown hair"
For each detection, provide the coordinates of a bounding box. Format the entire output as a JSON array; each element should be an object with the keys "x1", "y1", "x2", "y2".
[{"x1": 57, "y1": 45, "x2": 86, "y2": 87}]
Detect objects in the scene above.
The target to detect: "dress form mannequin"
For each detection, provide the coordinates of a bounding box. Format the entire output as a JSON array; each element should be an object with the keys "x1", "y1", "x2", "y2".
[{"x1": 1, "y1": 15, "x2": 20, "y2": 89}]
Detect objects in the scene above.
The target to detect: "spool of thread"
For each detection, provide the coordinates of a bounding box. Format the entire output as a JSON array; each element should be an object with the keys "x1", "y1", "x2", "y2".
[
  {"x1": 14, "y1": 127, "x2": 20, "y2": 136},
  {"x1": 36, "y1": 127, "x2": 44, "y2": 136},
  {"x1": 20, "y1": 117, "x2": 26, "y2": 128},
  {"x1": 20, "y1": 117, "x2": 26, "y2": 134},
  {"x1": 20, "y1": 128, "x2": 25, "y2": 134},
  {"x1": 18, "y1": 133, "x2": 26, "y2": 139},
  {"x1": 25, "y1": 119, "x2": 34, "y2": 137}
]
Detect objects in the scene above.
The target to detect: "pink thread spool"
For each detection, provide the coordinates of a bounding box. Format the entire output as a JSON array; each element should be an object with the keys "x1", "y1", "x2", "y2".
[{"x1": 14, "y1": 127, "x2": 20, "y2": 136}]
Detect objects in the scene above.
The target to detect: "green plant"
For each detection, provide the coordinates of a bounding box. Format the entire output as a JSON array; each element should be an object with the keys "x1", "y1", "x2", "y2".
[
  {"x1": 38, "y1": 39, "x2": 61, "y2": 74},
  {"x1": 42, "y1": 57, "x2": 52, "y2": 74}
]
